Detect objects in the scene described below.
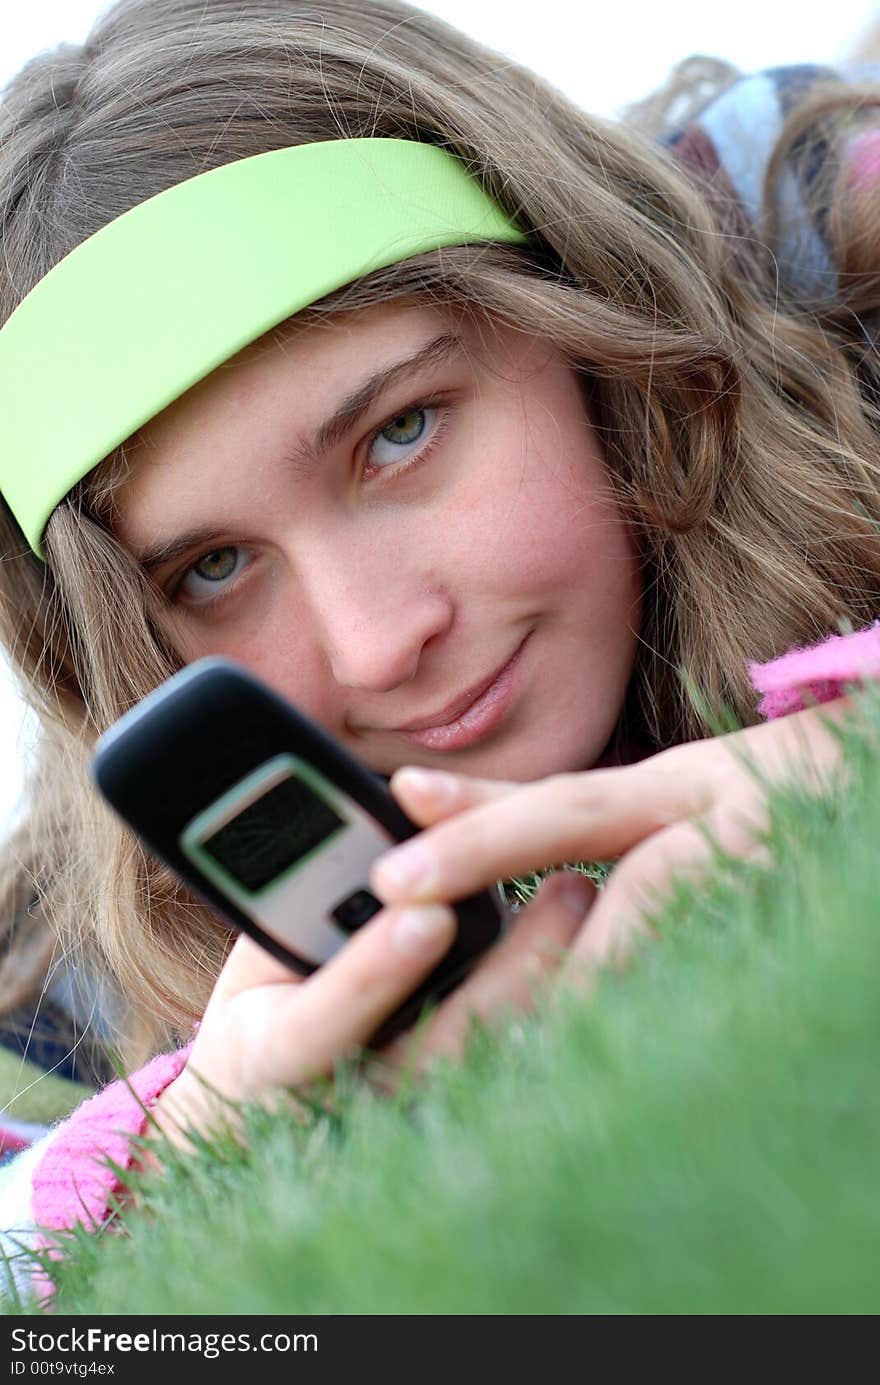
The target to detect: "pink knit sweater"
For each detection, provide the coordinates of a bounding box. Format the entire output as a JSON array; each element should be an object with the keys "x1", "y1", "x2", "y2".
[
  {"x1": 2, "y1": 618, "x2": 879, "y2": 1301},
  {"x1": 746, "y1": 619, "x2": 880, "y2": 719},
  {"x1": 32, "y1": 1044, "x2": 194, "y2": 1240}
]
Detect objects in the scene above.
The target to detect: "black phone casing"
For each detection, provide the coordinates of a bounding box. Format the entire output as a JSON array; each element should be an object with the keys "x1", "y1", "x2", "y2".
[{"x1": 91, "y1": 657, "x2": 505, "y2": 1047}]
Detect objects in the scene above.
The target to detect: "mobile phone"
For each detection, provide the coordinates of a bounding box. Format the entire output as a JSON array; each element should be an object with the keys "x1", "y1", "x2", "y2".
[{"x1": 90, "y1": 656, "x2": 506, "y2": 1047}]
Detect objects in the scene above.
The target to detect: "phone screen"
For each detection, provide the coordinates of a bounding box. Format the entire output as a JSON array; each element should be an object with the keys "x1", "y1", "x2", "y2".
[{"x1": 200, "y1": 773, "x2": 346, "y2": 893}]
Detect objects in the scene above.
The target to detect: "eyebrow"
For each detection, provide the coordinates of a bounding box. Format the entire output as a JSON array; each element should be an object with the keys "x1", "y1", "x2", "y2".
[
  {"x1": 132, "y1": 329, "x2": 466, "y2": 574},
  {"x1": 287, "y1": 329, "x2": 465, "y2": 477}
]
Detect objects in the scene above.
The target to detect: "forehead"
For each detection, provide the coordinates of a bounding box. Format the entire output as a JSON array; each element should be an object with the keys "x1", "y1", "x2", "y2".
[
  {"x1": 129, "y1": 298, "x2": 462, "y2": 459},
  {"x1": 108, "y1": 297, "x2": 580, "y2": 579},
  {"x1": 112, "y1": 298, "x2": 503, "y2": 552}
]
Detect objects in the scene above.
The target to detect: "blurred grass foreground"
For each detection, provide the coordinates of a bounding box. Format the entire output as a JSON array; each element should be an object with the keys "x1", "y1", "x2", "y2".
[{"x1": 11, "y1": 683, "x2": 880, "y2": 1315}]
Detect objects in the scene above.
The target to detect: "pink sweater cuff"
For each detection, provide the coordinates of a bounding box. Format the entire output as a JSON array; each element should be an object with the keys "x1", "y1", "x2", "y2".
[
  {"x1": 32, "y1": 1042, "x2": 193, "y2": 1240},
  {"x1": 748, "y1": 619, "x2": 880, "y2": 719}
]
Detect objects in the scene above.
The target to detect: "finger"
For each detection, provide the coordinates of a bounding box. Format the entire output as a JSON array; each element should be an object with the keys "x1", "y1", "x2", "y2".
[
  {"x1": 247, "y1": 900, "x2": 459, "y2": 1081},
  {"x1": 389, "y1": 766, "x2": 520, "y2": 827},
  {"x1": 377, "y1": 870, "x2": 596, "y2": 1077},
  {"x1": 371, "y1": 754, "x2": 709, "y2": 907},
  {"x1": 381, "y1": 707, "x2": 850, "y2": 907},
  {"x1": 569, "y1": 808, "x2": 774, "y2": 972},
  {"x1": 212, "y1": 931, "x2": 309, "y2": 1002}
]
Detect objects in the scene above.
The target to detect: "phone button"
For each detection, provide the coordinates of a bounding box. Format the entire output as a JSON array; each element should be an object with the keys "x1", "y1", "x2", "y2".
[{"x1": 332, "y1": 888, "x2": 384, "y2": 932}]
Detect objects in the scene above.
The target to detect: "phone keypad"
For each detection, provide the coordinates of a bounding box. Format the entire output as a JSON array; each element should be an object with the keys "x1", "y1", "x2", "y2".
[{"x1": 332, "y1": 888, "x2": 383, "y2": 932}]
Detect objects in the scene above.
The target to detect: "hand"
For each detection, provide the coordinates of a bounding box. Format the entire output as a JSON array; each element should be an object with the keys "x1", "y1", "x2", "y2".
[
  {"x1": 145, "y1": 868, "x2": 592, "y2": 1147},
  {"x1": 146, "y1": 900, "x2": 452, "y2": 1147},
  {"x1": 148, "y1": 695, "x2": 856, "y2": 1148},
  {"x1": 368, "y1": 697, "x2": 858, "y2": 1038}
]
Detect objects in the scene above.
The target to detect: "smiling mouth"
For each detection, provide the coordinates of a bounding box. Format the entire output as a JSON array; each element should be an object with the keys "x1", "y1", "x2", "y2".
[
  {"x1": 390, "y1": 647, "x2": 522, "y2": 734},
  {"x1": 388, "y1": 632, "x2": 532, "y2": 753}
]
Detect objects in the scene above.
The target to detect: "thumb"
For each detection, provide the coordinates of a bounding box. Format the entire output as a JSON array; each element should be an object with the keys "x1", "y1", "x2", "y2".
[
  {"x1": 212, "y1": 931, "x2": 307, "y2": 1002},
  {"x1": 375, "y1": 868, "x2": 597, "y2": 1073},
  {"x1": 524, "y1": 868, "x2": 598, "y2": 929},
  {"x1": 471, "y1": 868, "x2": 599, "y2": 990}
]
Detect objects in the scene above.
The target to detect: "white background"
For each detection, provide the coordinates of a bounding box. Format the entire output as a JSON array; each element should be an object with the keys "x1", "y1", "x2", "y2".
[{"x1": 1, "y1": 0, "x2": 879, "y2": 832}]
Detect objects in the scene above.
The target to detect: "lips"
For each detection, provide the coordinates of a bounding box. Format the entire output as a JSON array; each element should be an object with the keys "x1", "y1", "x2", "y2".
[
  {"x1": 389, "y1": 633, "x2": 531, "y2": 753},
  {"x1": 390, "y1": 648, "x2": 521, "y2": 733}
]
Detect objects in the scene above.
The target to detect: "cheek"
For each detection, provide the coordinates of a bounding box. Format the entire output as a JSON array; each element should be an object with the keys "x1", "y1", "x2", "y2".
[
  {"x1": 453, "y1": 400, "x2": 638, "y2": 607},
  {"x1": 160, "y1": 580, "x2": 329, "y2": 712},
  {"x1": 172, "y1": 619, "x2": 332, "y2": 729}
]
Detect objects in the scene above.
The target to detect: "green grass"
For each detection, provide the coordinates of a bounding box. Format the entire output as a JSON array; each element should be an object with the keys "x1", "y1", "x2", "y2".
[{"x1": 12, "y1": 687, "x2": 880, "y2": 1314}]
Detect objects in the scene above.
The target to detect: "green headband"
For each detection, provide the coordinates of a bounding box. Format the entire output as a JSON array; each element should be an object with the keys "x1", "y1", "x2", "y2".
[{"x1": 0, "y1": 138, "x2": 529, "y2": 560}]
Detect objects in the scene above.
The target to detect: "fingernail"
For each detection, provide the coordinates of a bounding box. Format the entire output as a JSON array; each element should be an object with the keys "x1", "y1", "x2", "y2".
[
  {"x1": 393, "y1": 904, "x2": 456, "y2": 957},
  {"x1": 557, "y1": 872, "x2": 595, "y2": 915},
  {"x1": 374, "y1": 842, "x2": 435, "y2": 895},
  {"x1": 396, "y1": 767, "x2": 459, "y2": 806}
]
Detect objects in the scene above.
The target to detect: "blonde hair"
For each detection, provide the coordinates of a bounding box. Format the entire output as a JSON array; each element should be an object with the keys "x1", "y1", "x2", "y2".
[{"x1": 2, "y1": 0, "x2": 880, "y2": 1068}]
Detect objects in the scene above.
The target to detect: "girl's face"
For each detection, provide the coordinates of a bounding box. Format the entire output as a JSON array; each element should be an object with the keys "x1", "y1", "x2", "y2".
[{"x1": 113, "y1": 300, "x2": 644, "y2": 781}]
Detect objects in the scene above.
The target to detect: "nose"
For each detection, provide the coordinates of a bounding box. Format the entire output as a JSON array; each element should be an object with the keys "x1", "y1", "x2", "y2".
[{"x1": 296, "y1": 537, "x2": 454, "y2": 696}]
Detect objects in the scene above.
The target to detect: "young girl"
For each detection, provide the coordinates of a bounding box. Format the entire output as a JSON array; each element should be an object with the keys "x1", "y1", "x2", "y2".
[{"x1": 1, "y1": 0, "x2": 880, "y2": 1302}]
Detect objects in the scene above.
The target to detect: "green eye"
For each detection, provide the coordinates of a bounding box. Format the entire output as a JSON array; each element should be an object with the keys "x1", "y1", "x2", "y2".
[
  {"x1": 368, "y1": 404, "x2": 435, "y2": 470},
  {"x1": 380, "y1": 408, "x2": 426, "y2": 446},
  {"x1": 193, "y1": 548, "x2": 238, "y2": 581},
  {"x1": 170, "y1": 544, "x2": 251, "y2": 611}
]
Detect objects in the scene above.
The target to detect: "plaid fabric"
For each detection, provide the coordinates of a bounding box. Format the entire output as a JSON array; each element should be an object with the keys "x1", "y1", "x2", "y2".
[
  {"x1": 661, "y1": 61, "x2": 880, "y2": 304},
  {"x1": 0, "y1": 996, "x2": 110, "y2": 1087}
]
